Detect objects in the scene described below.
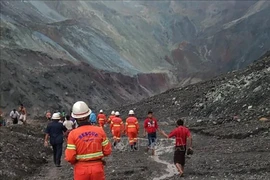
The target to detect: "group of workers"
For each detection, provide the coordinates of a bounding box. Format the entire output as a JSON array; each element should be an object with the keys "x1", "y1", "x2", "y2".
[{"x1": 44, "y1": 101, "x2": 193, "y2": 179}]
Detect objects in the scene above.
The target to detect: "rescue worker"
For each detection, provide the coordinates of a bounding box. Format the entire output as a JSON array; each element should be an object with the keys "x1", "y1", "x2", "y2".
[
  {"x1": 18, "y1": 104, "x2": 27, "y2": 125},
  {"x1": 44, "y1": 113, "x2": 67, "y2": 167},
  {"x1": 97, "y1": 110, "x2": 107, "y2": 128},
  {"x1": 161, "y1": 119, "x2": 193, "y2": 177},
  {"x1": 63, "y1": 115, "x2": 74, "y2": 138},
  {"x1": 65, "y1": 101, "x2": 111, "y2": 180},
  {"x1": 144, "y1": 110, "x2": 159, "y2": 156},
  {"x1": 125, "y1": 110, "x2": 139, "y2": 151},
  {"x1": 46, "y1": 110, "x2": 52, "y2": 121},
  {"x1": 89, "y1": 110, "x2": 97, "y2": 125},
  {"x1": 10, "y1": 109, "x2": 20, "y2": 124},
  {"x1": 107, "y1": 111, "x2": 115, "y2": 124},
  {"x1": 110, "y1": 111, "x2": 124, "y2": 147}
]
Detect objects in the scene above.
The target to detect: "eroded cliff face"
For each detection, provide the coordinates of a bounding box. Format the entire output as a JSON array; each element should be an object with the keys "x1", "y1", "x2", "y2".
[{"x1": 1, "y1": 1, "x2": 270, "y2": 115}]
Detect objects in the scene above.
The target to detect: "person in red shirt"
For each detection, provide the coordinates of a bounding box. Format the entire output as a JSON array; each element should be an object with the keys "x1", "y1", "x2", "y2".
[
  {"x1": 144, "y1": 111, "x2": 159, "y2": 155},
  {"x1": 161, "y1": 119, "x2": 192, "y2": 177}
]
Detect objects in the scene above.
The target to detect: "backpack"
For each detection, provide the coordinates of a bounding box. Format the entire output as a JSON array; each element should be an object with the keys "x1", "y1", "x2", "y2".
[{"x1": 89, "y1": 113, "x2": 97, "y2": 123}]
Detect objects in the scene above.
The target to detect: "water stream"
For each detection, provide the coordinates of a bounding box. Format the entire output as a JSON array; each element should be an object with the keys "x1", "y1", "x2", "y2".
[{"x1": 152, "y1": 145, "x2": 178, "y2": 180}]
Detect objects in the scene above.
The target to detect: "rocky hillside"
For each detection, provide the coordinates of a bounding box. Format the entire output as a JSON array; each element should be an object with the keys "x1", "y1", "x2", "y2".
[
  {"x1": 119, "y1": 51, "x2": 270, "y2": 126},
  {"x1": 1, "y1": 1, "x2": 270, "y2": 115}
]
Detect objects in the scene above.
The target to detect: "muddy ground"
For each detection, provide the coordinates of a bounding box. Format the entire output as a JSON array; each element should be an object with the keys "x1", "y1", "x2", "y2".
[{"x1": 1, "y1": 119, "x2": 269, "y2": 180}]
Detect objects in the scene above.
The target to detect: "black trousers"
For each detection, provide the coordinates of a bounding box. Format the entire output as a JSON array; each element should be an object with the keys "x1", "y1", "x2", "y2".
[
  {"x1": 52, "y1": 143, "x2": 63, "y2": 165},
  {"x1": 12, "y1": 118, "x2": 18, "y2": 124}
]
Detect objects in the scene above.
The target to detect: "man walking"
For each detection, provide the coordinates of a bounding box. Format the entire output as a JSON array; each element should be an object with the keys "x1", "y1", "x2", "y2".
[
  {"x1": 63, "y1": 115, "x2": 74, "y2": 138},
  {"x1": 125, "y1": 110, "x2": 139, "y2": 151},
  {"x1": 89, "y1": 110, "x2": 97, "y2": 125},
  {"x1": 10, "y1": 109, "x2": 20, "y2": 124},
  {"x1": 97, "y1": 110, "x2": 107, "y2": 128},
  {"x1": 65, "y1": 101, "x2": 111, "y2": 180},
  {"x1": 107, "y1": 111, "x2": 115, "y2": 124},
  {"x1": 44, "y1": 113, "x2": 67, "y2": 167},
  {"x1": 161, "y1": 119, "x2": 193, "y2": 177},
  {"x1": 110, "y1": 111, "x2": 124, "y2": 147},
  {"x1": 18, "y1": 104, "x2": 27, "y2": 125},
  {"x1": 144, "y1": 111, "x2": 159, "y2": 155}
]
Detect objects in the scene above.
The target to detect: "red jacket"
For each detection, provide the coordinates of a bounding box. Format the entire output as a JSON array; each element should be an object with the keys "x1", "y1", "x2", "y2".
[{"x1": 144, "y1": 117, "x2": 158, "y2": 134}]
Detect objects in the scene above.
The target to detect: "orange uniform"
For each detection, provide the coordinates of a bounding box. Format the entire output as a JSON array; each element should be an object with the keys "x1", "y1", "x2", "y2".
[
  {"x1": 65, "y1": 125, "x2": 112, "y2": 180},
  {"x1": 125, "y1": 116, "x2": 139, "y2": 145},
  {"x1": 97, "y1": 113, "x2": 107, "y2": 128},
  {"x1": 110, "y1": 117, "x2": 124, "y2": 142},
  {"x1": 107, "y1": 115, "x2": 115, "y2": 124}
]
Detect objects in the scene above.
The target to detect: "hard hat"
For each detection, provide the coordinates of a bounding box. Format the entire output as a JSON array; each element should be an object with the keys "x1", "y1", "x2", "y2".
[
  {"x1": 115, "y1": 111, "x2": 120, "y2": 116},
  {"x1": 111, "y1": 111, "x2": 115, "y2": 115},
  {"x1": 71, "y1": 101, "x2": 92, "y2": 119},
  {"x1": 51, "y1": 113, "x2": 61, "y2": 120},
  {"x1": 129, "y1": 110, "x2": 134, "y2": 115},
  {"x1": 100, "y1": 109, "x2": 103, "y2": 113}
]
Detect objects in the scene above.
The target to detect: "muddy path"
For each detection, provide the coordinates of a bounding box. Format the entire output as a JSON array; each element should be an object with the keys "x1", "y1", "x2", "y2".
[{"x1": 24, "y1": 123, "x2": 270, "y2": 180}]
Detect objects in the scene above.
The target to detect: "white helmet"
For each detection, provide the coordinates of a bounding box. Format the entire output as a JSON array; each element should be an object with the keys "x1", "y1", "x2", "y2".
[
  {"x1": 129, "y1": 110, "x2": 134, "y2": 115},
  {"x1": 111, "y1": 111, "x2": 115, "y2": 115},
  {"x1": 115, "y1": 111, "x2": 120, "y2": 116},
  {"x1": 51, "y1": 113, "x2": 61, "y2": 120},
  {"x1": 100, "y1": 109, "x2": 103, "y2": 113},
  {"x1": 71, "y1": 101, "x2": 92, "y2": 119}
]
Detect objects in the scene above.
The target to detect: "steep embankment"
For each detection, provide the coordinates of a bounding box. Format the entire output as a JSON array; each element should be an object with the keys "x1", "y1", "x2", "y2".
[{"x1": 0, "y1": 48, "x2": 173, "y2": 117}]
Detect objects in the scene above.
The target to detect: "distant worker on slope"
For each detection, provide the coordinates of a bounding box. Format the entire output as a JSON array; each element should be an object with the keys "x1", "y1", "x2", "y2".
[
  {"x1": 110, "y1": 111, "x2": 124, "y2": 147},
  {"x1": 65, "y1": 101, "x2": 112, "y2": 180},
  {"x1": 46, "y1": 110, "x2": 52, "y2": 121},
  {"x1": 125, "y1": 110, "x2": 139, "y2": 151},
  {"x1": 18, "y1": 104, "x2": 27, "y2": 125},
  {"x1": 144, "y1": 111, "x2": 159, "y2": 156},
  {"x1": 89, "y1": 110, "x2": 97, "y2": 125},
  {"x1": 107, "y1": 111, "x2": 115, "y2": 124},
  {"x1": 97, "y1": 110, "x2": 107, "y2": 128},
  {"x1": 161, "y1": 119, "x2": 193, "y2": 177},
  {"x1": 44, "y1": 113, "x2": 67, "y2": 167},
  {"x1": 10, "y1": 109, "x2": 20, "y2": 124}
]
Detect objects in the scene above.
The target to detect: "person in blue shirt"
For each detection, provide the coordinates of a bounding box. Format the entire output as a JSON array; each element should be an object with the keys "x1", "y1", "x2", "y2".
[
  {"x1": 44, "y1": 113, "x2": 67, "y2": 167},
  {"x1": 89, "y1": 111, "x2": 97, "y2": 125}
]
